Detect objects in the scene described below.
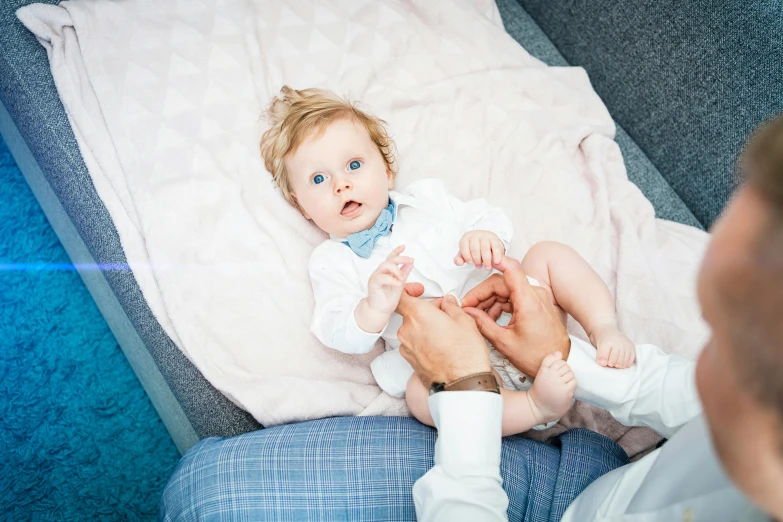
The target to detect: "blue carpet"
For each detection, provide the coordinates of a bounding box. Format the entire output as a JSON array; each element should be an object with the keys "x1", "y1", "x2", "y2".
[{"x1": 0, "y1": 136, "x2": 180, "y2": 520}]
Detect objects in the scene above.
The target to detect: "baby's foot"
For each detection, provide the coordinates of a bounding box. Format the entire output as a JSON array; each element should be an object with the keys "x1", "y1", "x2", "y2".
[
  {"x1": 528, "y1": 352, "x2": 576, "y2": 424},
  {"x1": 591, "y1": 324, "x2": 636, "y2": 368}
]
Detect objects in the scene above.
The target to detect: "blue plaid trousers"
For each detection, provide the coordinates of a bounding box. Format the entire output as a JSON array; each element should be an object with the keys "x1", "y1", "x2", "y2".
[{"x1": 159, "y1": 416, "x2": 628, "y2": 521}]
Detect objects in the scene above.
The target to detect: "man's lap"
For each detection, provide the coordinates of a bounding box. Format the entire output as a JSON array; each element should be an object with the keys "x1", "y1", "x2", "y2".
[{"x1": 159, "y1": 416, "x2": 628, "y2": 521}]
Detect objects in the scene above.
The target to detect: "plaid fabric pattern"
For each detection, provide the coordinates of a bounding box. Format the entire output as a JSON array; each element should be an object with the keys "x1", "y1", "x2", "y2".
[
  {"x1": 159, "y1": 417, "x2": 628, "y2": 521},
  {"x1": 549, "y1": 429, "x2": 630, "y2": 521}
]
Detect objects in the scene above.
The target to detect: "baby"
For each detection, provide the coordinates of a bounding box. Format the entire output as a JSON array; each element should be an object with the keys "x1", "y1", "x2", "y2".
[{"x1": 260, "y1": 86, "x2": 636, "y2": 436}]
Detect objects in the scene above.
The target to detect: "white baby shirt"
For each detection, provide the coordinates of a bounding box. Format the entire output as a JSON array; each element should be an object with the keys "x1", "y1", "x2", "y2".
[{"x1": 309, "y1": 178, "x2": 528, "y2": 398}]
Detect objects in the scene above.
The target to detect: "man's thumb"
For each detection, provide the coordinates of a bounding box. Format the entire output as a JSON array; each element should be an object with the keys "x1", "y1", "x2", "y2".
[
  {"x1": 397, "y1": 283, "x2": 425, "y2": 315},
  {"x1": 440, "y1": 294, "x2": 466, "y2": 320},
  {"x1": 464, "y1": 307, "x2": 505, "y2": 343},
  {"x1": 403, "y1": 282, "x2": 425, "y2": 298}
]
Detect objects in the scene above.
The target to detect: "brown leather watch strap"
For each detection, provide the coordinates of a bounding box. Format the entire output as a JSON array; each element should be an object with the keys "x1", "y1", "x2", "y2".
[{"x1": 442, "y1": 371, "x2": 500, "y2": 394}]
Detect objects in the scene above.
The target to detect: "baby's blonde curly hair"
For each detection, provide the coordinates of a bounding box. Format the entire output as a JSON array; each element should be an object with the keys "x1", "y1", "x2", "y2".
[{"x1": 260, "y1": 86, "x2": 397, "y2": 211}]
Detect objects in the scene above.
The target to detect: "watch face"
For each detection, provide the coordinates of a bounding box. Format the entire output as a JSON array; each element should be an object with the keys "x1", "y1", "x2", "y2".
[{"x1": 429, "y1": 382, "x2": 446, "y2": 395}]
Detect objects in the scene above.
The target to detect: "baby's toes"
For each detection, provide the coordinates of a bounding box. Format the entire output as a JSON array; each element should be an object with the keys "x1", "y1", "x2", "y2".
[
  {"x1": 540, "y1": 351, "x2": 563, "y2": 369},
  {"x1": 607, "y1": 346, "x2": 621, "y2": 368},
  {"x1": 625, "y1": 349, "x2": 636, "y2": 368},
  {"x1": 556, "y1": 363, "x2": 571, "y2": 377},
  {"x1": 596, "y1": 345, "x2": 611, "y2": 367},
  {"x1": 612, "y1": 345, "x2": 634, "y2": 369}
]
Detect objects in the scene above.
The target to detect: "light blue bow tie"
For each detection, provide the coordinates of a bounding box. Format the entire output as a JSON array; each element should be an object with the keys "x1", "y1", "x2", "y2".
[{"x1": 345, "y1": 200, "x2": 397, "y2": 259}]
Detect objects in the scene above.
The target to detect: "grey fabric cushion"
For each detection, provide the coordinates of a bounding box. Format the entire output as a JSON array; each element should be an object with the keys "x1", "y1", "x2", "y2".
[
  {"x1": 0, "y1": 0, "x2": 260, "y2": 440},
  {"x1": 497, "y1": 0, "x2": 702, "y2": 229},
  {"x1": 513, "y1": 0, "x2": 783, "y2": 228}
]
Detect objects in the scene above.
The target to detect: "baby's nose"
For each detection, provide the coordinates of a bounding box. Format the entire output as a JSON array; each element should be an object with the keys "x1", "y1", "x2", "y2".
[{"x1": 334, "y1": 177, "x2": 352, "y2": 194}]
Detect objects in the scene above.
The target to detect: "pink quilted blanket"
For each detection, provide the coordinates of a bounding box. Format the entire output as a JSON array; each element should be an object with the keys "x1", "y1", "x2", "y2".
[{"x1": 19, "y1": 0, "x2": 709, "y2": 458}]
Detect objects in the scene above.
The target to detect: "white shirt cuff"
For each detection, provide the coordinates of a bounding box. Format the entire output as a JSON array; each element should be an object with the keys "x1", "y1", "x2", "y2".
[
  {"x1": 341, "y1": 299, "x2": 388, "y2": 353},
  {"x1": 428, "y1": 391, "x2": 503, "y2": 468}
]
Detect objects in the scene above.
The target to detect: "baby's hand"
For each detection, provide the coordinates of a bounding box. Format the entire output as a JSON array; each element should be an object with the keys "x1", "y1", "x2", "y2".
[
  {"x1": 528, "y1": 352, "x2": 576, "y2": 424},
  {"x1": 590, "y1": 323, "x2": 636, "y2": 368},
  {"x1": 367, "y1": 245, "x2": 415, "y2": 315},
  {"x1": 454, "y1": 230, "x2": 505, "y2": 270}
]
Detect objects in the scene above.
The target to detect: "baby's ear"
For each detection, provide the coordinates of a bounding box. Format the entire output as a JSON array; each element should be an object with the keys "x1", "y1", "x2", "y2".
[
  {"x1": 386, "y1": 169, "x2": 395, "y2": 189},
  {"x1": 292, "y1": 195, "x2": 310, "y2": 219}
]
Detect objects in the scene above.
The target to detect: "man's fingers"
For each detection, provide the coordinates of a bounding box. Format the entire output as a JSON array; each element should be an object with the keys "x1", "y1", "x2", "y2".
[
  {"x1": 504, "y1": 265, "x2": 539, "y2": 312},
  {"x1": 403, "y1": 282, "x2": 425, "y2": 298},
  {"x1": 487, "y1": 302, "x2": 505, "y2": 321},
  {"x1": 440, "y1": 295, "x2": 469, "y2": 321},
  {"x1": 491, "y1": 255, "x2": 523, "y2": 273},
  {"x1": 462, "y1": 273, "x2": 509, "y2": 308},
  {"x1": 464, "y1": 307, "x2": 507, "y2": 346},
  {"x1": 396, "y1": 289, "x2": 418, "y2": 315}
]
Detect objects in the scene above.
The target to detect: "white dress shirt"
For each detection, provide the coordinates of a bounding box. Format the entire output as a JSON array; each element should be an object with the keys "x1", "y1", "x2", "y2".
[
  {"x1": 309, "y1": 178, "x2": 513, "y2": 397},
  {"x1": 413, "y1": 337, "x2": 769, "y2": 521}
]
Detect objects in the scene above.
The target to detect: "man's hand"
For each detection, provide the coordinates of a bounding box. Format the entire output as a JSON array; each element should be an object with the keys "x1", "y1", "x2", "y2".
[
  {"x1": 396, "y1": 285, "x2": 491, "y2": 389},
  {"x1": 462, "y1": 256, "x2": 571, "y2": 376}
]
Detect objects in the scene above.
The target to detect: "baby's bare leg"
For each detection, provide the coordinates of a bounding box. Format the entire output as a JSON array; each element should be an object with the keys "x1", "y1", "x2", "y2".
[
  {"x1": 406, "y1": 374, "x2": 435, "y2": 428},
  {"x1": 521, "y1": 241, "x2": 635, "y2": 368}
]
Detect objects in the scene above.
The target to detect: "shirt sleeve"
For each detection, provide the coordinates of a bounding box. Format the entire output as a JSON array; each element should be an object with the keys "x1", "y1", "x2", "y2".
[
  {"x1": 412, "y1": 392, "x2": 509, "y2": 521},
  {"x1": 403, "y1": 179, "x2": 513, "y2": 247},
  {"x1": 446, "y1": 189, "x2": 513, "y2": 248},
  {"x1": 567, "y1": 336, "x2": 702, "y2": 438},
  {"x1": 309, "y1": 244, "x2": 386, "y2": 354}
]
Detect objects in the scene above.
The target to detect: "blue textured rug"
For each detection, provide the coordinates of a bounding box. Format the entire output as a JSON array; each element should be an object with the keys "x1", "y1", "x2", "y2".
[{"x1": 0, "y1": 136, "x2": 180, "y2": 520}]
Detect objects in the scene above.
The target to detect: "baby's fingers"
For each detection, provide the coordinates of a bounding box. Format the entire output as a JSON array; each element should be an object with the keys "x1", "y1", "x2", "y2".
[
  {"x1": 389, "y1": 256, "x2": 414, "y2": 266},
  {"x1": 386, "y1": 245, "x2": 406, "y2": 260},
  {"x1": 491, "y1": 239, "x2": 505, "y2": 265},
  {"x1": 458, "y1": 236, "x2": 473, "y2": 265},
  {"x1": 470, "y1": 238, "x2": 482, "y2": 268},
  {"x1": 480, "y1": 237, "x2": 492, "y2": 270},
  {"x1": 377, "y1": 261, "x2": 404, "y2": 281},
  {"x1": 374, "y1": 274, "x2": 401, "y2": 288}
]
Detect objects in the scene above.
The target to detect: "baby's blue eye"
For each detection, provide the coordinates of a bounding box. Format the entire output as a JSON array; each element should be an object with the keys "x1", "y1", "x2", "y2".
[
  {"x1": 313, "y1": 174, "x2": 325, "y2": 185},
  {"x1": 349, "y1": 160, "x2": 362, "y2": 170}
]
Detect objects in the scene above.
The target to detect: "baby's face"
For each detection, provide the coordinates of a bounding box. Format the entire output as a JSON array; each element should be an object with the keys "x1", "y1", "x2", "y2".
[{"x1": 286, "y1": 118, "x2": 393, "y2": 238}]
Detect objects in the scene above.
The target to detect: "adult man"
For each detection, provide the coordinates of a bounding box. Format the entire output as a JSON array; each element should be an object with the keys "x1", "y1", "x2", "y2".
[
  {"x1": 399, "y1": 114, "x2": 783, "y2": 520},
  {"x1": 159, "y1": 116, "x2": 782, "y2": 521}
]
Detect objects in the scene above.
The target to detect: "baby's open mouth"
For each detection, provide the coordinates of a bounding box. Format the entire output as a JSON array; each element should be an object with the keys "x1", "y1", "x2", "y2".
[{"x1": 341, "y1": 201, "x2": 362, "y2": 216}]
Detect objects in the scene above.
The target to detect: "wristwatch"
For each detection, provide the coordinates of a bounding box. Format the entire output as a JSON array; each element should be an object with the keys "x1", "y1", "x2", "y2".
[{"x1": 430, "y1": 371, "x2": 500, "y2": 395}]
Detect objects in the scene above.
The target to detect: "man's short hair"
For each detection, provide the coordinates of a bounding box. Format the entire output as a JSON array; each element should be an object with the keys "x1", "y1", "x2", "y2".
[{"x1": 730, "y1": 114, "x2": 783, "y2": 420}]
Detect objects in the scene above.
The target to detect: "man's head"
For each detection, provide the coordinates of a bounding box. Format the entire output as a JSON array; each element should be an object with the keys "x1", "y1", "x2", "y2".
[
  {"x1": 696, "y1": 114, "x2": 783, "y2": 518},
  {"x1": 259, "y1": 86, "x2": 397, "y2": 237}
]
